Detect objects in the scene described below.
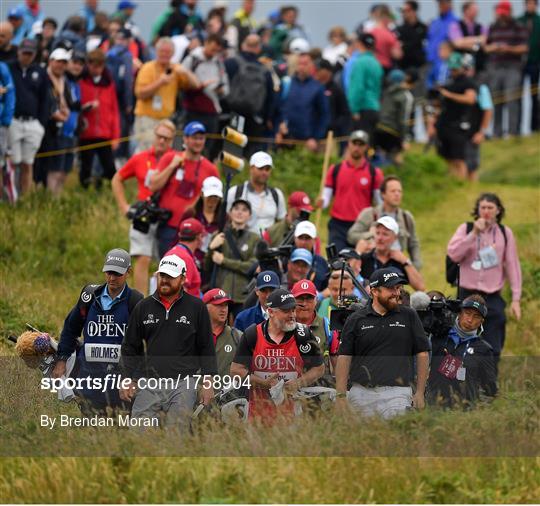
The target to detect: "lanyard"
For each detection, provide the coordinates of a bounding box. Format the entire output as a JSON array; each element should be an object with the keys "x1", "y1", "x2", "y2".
[
  {"x1": 476, "y1": 226, "x2": 497, "y2": 257},
  {"x1": 444, "y1": 336, "x2": 474, "y2": 361}
]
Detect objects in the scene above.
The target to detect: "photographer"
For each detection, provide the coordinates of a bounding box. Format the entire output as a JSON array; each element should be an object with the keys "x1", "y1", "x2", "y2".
[
  {"x1": 335, "y1": 268, "x2": 430, "y2": 419},
  {"x1": 317, "y1": 270, "x2": 355, "y2": 320},
  {"x1": 263, "y1": 191, "x2": 314, "y2": 247},
  {"x1": 149, "y1": 121, "x2": 219, "y2": 258},
  {"x1": 428, "y1": 295, "x2": 497, "y2": 408},
  {"x1": 111, "y1": 119, "x2": 176, "y2": 294}
]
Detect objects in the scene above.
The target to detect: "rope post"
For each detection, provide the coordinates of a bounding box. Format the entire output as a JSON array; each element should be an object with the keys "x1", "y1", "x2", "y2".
[{"x1": 315, "y1": 130, "x2": 334, "y2": 230}]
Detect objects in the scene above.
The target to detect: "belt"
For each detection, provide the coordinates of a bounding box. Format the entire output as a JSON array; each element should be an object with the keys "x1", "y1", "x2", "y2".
[
  {"x1": 15, "y1": 116, "x2": 36, "y2": 121},
  {"x1": 461, "y1": 288, "x2": 500, "y2": 298}
]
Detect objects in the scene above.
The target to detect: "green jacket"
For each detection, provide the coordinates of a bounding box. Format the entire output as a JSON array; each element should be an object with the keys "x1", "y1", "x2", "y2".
[
  {"x1": 215, "y1": 325, "x2": 241, "y2": 379},
  {"x1": 377, "y1": 83, "x2": 414, "y2": 139},
  {"x1": 347, "y1": 51, "x2": 383, "y2": 113},
  {"x1": 518, "y1": 12, "x2": 540, "y2": 64},
  {"x1": 265, "y1": 219, "x2": 292, "y2": 246},
  {"x1": 205, "y1": 227, "x2": 260, "y2": 303}
]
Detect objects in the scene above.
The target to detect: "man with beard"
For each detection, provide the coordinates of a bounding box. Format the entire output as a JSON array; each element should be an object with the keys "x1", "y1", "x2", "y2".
[
  {"x1": 230, "y1": 288, "x2": 325, "y2": 420},
  {"x1": 335, "y1": 268, "x2": 430, "y2": 419},
  {"x1": 120, "y1": 254, "x2": 217, "y2": 430}
]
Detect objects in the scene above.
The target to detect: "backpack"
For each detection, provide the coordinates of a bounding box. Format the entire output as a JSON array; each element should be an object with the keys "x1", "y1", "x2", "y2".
[
  {"x1": 332, "y1": 161, "x2": 377, "y2": 203},
  {"x1": 234, "y1": 182, "x2": 280, "y2": 219},
  {"x1": 227, "y1": 56, "x2": 267, "y2": 116},
  {"x1": 445, "y1": 223, "x2": 507, "y2": 286}
]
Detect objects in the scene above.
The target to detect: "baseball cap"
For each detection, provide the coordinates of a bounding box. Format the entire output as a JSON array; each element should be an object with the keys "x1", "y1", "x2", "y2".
[
  {"x1": 249, "y1": 151, "x2": 273, "y2": 168},
  {"x1": 291, "y1": 279, "x2": 317, "y2": 298},
  {"x1": 461, "y1": 299, "x2": 488, "y2": 318},
  {"x1": 102, "y1": 248, "x2": 131, "y2": 275},
  {"x1": 230, "y1": 198, "x2": 252, "y2": 213},
  {"x1": 178, "y1": 218, "x2": 204, "y2": 240},
  {"x1": 317, "y1": 59, "x2": 334, "y2": 72},
  {"x1": 349, "y1": 130, "x2": 370, "y2": 144},
  {"x1": 288, "y1": 191, "x2": 313, "y2": 211},
  {"x1": 294, "y1": 220, "x2": 317, "y2": 239},
  {"x1": 71, "y1": 49, "x2": 87, "y2": 63},
  {"x1": 461, "y1": 53, "x2": 475, "y2": 70},
  {"x1": 266, "y1": 288, "x2": 297, "y2": 310},
  {"x1": 376, "y1": 216, "x2": 399, "y2": 235},
  {"x1": 7, "y1": 7, "x2": 24, "y2": 19},
  {"x1": 256, "y1": 270, "x2": 281, "y2": 289},
  {"x1": 369, "y1": 267, "x2": 407, "y2": 288},
  {"x1": 118, "y1": 0, "x2": 137, "y2": 10},
  {"x1": 158, "y1": 254, "x2": 187, "y2": 278},
  {"x1": 49, "y1": 48, "x2": 71, "y2": 61},
  {"x1": 339, "y1": 248, "x2": 362, "y2": 260},
  {"x1": 203, "y1": 288, "x2": 232, "y2": 305},
  {"x1": 495, "y1": 0, "x2": 512, "y2": 15},
  {"x1": 183, "y1": 121, "x2": 206, "y2": 136},
  {"x1": 359, "y1": 32, "x2": 375, "y2": 50},
  {"x1": 201, "y1": 176, "x2": 223, "y2": 198},
  {"x1": 18, "y1": 39, "x2": 38, "y2": 53},
  {"x1": 448, "y1": 52, "x2": 463, "y2": 70},
  {"x1": 290, "y1": 248, "x2": 313, "y2": 266},
  {"x1": 289, "y1": 37, "x2": 310, "y2": 54},
  {"x1": 388, "y1": 68, "x2": 405, "y2": 84}
]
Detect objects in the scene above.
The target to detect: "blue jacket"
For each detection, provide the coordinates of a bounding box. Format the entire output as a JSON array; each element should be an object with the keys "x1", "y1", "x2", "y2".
[
  {"x1": 62, "y1": 75, "x2": 81, "y2": 138},
  {"x1": 234, "y1": 302, "x2": 266, "y2": 333},
  {"x1": 106, "y1": 44, "x2": 134, "y2": 110},
  {"x1": 58, "y1": 283, "x2": 143, "y2": 403},
  {"x1": 0, "y1": 63, "x2": 15, "y2": 127},
  {"x1": 282, "y1": 75, "x2": 330, "y2": 140},
  {"x1": 12, "y1": 2, "x2": 44, "y2": 45},
  {"x1": 426, "y1": 11, "x2": 458, "y2": 65}
]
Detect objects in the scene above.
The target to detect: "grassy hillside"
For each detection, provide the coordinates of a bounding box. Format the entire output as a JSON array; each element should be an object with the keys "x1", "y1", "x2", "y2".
[{"x1": 0, "y1": 135, "x2": 539, "y2": 503}]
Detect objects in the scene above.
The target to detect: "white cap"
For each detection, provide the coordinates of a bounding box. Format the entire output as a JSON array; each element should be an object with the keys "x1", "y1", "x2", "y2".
[
  {"x1": 49, "y1": 48, "x2": 72, "y2": 61},
  {"x1": 376, "y1": 216, "x2": 399, "y2": 235},
  {"x1": 249, "y1": 151, "x2": 273, "y2": 168},
  {"x1": 201, "y1": 176, "x2": 223, "y2": 198},
  {"x1": 294, "y1": 220, "x2": 317, "y2": 239},
  {"x1": 289, "y1": 38, "x2": 310, "y2": 54},
  {"x1": 213, "y1": 0, "x2": 228, "y2": 7},
  {"x1": 158, "y1": 255, "x2": 187, "y2": 278}
]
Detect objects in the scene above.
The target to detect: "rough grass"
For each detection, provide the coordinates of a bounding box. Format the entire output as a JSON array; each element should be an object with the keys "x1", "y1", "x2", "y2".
[{"x1": 0, "y1": 135, "x2": 539, "y2": 503}]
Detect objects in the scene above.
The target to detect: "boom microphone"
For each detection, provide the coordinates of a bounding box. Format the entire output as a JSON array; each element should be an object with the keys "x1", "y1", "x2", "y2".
[{"x1": 410, "y1": 291, "x2": 431, "y2": 311}]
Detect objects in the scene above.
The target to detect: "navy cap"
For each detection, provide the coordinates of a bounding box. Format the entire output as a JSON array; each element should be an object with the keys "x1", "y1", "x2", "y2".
[
  {"x1": 461, "y1": 299, "x2": 488, "y2": 318},
  {"x1": 369, "y1": 267, "x2": 407, "y2": 288},
  {"x1": 184, "y1": 121, "x2": 206, "y2": 136},
  {"x1": 18, "y1": 39, "x2": 38, "y2": 53},
  {"x1": 339, "y1": 248, "x2": 362, "y2": 260},
  {"x1": 256, "y1": 270, "x2": 280, "y2": 289},
  {"x1": 266, "y1": 288, "x2": 297, "y2": 310},
  {"x1": 8, "y1": 7, "x2": 24, "y2": 19}
]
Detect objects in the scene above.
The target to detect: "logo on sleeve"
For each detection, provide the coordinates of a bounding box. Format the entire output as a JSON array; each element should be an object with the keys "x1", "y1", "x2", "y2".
[{"x1": 299, "y1": 343, "x2": 311, "y2": 353}]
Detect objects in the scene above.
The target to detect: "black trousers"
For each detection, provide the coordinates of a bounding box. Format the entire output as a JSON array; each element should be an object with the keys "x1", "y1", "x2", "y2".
[
  {"x1": 328, "y1": 217, "x2": 355, "y2": 253},
  {"x1": 79, "y1": 138, "x2": 116, "y2": 188}
]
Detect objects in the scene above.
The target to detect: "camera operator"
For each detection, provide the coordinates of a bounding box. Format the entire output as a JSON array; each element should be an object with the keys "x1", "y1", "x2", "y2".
[
  {"x1": 317, "y1": 270, "x2": 356, "y2": 320},
  {"x1": 205, "y1": 198, "x2": 261, "y2": 318},
  {"x1": 428, "y1": 295, "x2": 497, "y2": 408},
  {"x1": 335, "y1": 268, "x2": 430, "y2": 419},
  {"x1": 360, "y1": 216, "x2": 425, "y2": 291},
  {"x1": 234, "y1": 271, "x2": 280, "y2": 332},
  {"x1": 111, "y1": 119, "x2": 176, "y2": 294},
  {"x1": 263, "y1": 191, "x2": 314, "y2": 247},
  {"x1": 149, "y1": 121, "x2": 219, "y2": 258}
]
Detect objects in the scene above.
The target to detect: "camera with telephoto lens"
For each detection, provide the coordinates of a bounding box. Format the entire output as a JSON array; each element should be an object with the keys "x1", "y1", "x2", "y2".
[
  {"x1": 126, "y1": 194, "x2": 172, "y2": 234},
  {"x1": 329, "y1": 295, "x2": 363, "y2": 332},
  {"x1": 255, "y1": 242, "x2": 293, "y2": 275}
]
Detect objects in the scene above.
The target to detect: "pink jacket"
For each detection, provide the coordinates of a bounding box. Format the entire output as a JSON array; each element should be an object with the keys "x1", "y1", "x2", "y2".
[{"x1": 447, "y1": 223, "x2": 522, "y2": 301}]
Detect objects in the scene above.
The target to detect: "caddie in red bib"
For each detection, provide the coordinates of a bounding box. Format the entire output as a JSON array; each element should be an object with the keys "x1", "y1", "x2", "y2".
[{"x1": 231, "y1": 289, "x2": 325, "y2": 422}]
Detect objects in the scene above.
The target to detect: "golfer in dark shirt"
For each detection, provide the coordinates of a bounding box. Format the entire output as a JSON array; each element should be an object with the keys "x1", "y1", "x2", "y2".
[{"x1": 335, "y1": 268, "x2": 430, "y2": 419}]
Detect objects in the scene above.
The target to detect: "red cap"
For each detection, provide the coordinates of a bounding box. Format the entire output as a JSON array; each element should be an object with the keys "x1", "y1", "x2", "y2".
[
  {"x1": 495, "y1": 0, "x2": 511, "y2": 15},
  {"x1": 288, "y1": 191, "x2": 313, "y2": 211},
  {"x1": 178, "y1": 218, "x2": 204, "y2": 240},
  {"x1": 291, "y1": 279, "x2": 317, "y2": 297},
  {"x1": 203, "y1": 288, "x2": 232, "y2": 305}
]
